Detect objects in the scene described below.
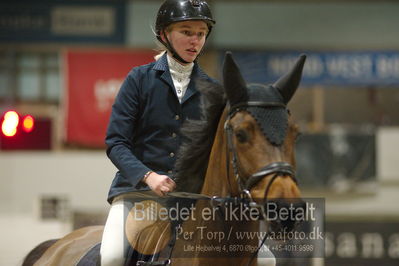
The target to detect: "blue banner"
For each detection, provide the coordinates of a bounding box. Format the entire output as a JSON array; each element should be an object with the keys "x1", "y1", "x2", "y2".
[
  {"x1": 0, "y1": 0, "x2": 125, "y2": 44},
  {"x1": 225, "y1": 51, "x2": 399, "y2": 87}
]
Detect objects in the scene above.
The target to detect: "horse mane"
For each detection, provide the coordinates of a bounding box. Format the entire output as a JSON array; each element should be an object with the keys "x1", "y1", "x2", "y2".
[{"x1": 174, "y1": 79, "x2": 226, "y2": 193}]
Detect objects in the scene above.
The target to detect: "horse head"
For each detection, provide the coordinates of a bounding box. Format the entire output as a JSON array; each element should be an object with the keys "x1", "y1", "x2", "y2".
[{"x1": 223, "y1": 52, "x2": 306, "y2": 233}]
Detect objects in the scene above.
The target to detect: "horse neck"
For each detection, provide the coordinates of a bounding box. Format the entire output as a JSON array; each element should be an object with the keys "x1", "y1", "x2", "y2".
[{"x1": 200, "y1": 108, "x2": 240, "y2": 197}]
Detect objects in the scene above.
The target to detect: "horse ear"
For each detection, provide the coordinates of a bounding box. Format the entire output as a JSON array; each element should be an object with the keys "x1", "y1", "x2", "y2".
[
  {"x1": 273, "y1": 54, "x2": 306, "y2": 104},
  {"x1": 223, "y1": 52, "x2": 248, "y2": 105}
]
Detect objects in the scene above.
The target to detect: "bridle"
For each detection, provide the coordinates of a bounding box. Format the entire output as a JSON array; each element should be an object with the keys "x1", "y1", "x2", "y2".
[
  {"x1": 137, "y1": 101, "x2": 299, "y2": 266},
  {"x1": 223, "y1": 101, "x2": 299, "y2": 266},
  {"x1": 224, "y1": 101, "x2": 298, "y2": 203}
]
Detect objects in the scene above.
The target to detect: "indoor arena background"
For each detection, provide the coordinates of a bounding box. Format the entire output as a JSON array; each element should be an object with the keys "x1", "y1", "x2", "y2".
[{"x1": 0, "y1": 1, "x2": 398, "y2": 265}]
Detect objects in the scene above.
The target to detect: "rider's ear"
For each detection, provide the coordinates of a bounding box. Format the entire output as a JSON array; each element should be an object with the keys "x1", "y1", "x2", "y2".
[
  {"x1": 223, "y1": 52, "x2": 248, "y2": 106},
  {"x1": 273, "y1": 54, "x2": 306, "y2": 104},
  {"x1": 160, "y1": 30, "x2": 168, "y2": 43}
]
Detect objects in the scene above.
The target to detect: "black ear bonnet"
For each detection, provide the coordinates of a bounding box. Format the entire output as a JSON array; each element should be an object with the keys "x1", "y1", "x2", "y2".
[
  {"x1": 223, "y1": 52, "x2": 306, "y2": 146},
  {"x1": 245, "y1": 84, "x2": 288, "y2": 146}
]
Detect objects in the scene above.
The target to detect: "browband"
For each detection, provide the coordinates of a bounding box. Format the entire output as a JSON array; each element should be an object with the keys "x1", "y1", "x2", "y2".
[{"x1": 229, "y1": 101, "x2": 286, "y2": 116}]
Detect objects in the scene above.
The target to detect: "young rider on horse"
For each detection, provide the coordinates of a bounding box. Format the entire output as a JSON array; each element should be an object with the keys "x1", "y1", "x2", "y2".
[{"x1": 101, "y1": 0, "x2": 216, "y2": 265}]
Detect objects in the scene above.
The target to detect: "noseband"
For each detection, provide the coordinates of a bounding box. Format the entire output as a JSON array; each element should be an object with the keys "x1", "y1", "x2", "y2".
[{"x1": 224, "y1": 101, "x2": 297, "y2": 200}]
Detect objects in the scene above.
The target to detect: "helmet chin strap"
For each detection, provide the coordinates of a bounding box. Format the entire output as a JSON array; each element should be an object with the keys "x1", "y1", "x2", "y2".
[{"x1": 161, "y1": 29, "x2": 198, "y2": 65}]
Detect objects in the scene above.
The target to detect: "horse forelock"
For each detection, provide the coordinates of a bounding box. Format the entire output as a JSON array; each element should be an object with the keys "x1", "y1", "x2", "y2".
[{"x1": 174, "y1": 79, "x2": 226, "y2": 193}]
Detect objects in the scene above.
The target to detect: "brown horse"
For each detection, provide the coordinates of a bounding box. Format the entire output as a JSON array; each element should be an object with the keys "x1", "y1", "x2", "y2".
[{"x1": 23, "y1": 52, "x2": 306, "y2": 266}]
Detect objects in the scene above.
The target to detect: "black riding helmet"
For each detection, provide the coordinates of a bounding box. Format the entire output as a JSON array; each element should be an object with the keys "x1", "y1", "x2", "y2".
[{"x1": 155, "y1": 0, "x2": 216, "y2": 64}]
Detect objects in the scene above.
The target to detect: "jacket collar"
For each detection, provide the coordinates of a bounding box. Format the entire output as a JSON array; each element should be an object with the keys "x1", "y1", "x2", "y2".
[
  {"x1": 153, "y1": 53, "x2": 169, "y2": 72},
  {"x1": 153, "y1": 53, "x2": 209, "y2": 104},
  {"x1": 182, "y1": 62, "x2": 209, "y2": 104}
]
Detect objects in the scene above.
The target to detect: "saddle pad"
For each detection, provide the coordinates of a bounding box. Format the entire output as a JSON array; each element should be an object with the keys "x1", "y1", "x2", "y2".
[{"x1": 76, "y1": 242, "x2": 101, "y2": 266}]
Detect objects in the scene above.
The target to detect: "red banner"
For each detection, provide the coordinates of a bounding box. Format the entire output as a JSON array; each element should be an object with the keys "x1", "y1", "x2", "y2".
[{"x1": 65, "y1": 49, "x2": 155, "y2": 147}]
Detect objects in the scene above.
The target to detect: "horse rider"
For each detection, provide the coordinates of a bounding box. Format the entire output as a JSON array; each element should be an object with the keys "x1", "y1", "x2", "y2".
[{"x1": 101, "y1": 0, "x2": 216, "y2": 265}]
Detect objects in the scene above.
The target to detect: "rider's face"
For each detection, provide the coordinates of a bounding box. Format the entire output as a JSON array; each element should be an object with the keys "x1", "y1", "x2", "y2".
[{"x1": 162, "y1": 20, "x2": 208, "y2": 64}]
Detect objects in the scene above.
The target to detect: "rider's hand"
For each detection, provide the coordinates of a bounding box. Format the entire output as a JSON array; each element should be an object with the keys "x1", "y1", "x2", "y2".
[{"x1": 143, "y1": 172, "x2": 176, "y2": 197}]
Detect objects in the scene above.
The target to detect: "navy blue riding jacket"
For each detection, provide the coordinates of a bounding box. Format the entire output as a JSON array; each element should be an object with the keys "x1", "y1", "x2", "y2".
[{"x1": 105, "y1": 54, "x2": 215, "y2": 204}]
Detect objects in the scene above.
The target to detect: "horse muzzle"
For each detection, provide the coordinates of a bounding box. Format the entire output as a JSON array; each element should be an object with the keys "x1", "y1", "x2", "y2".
[{"x1": 264, "y1": 199, "x2": 306, "y2": 234}]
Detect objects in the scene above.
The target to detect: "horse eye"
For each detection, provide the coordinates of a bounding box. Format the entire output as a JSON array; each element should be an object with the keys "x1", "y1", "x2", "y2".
[{"x1": 235, "y1": 129, "x2": 249, "y2": 143}]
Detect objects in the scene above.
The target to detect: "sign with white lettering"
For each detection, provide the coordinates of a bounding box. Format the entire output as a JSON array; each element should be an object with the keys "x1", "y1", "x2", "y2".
[
  {"x1": 51, "y1": 6, "x2": 116, "y2": 36},
  {"x1": 227, "y1": 51, "x2": 399, "y2": 86},
  {"x1": 65, "y1": 49, "x2": 155, "y2": 147},
  {"x1": 326, "y1": 221, "x2": 399, "y2": 266},
  {"x1": 0, "y1": 0, "x2": 125, "y2": 43}
]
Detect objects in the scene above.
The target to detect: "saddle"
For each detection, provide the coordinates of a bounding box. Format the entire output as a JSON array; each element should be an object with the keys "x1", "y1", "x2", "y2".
[
  {"x1": 76, "y1": 242, "x2": 101, "y2": 266},
  {"x1": 76, "y1": 243, "x2": 101, "y2": 266}
]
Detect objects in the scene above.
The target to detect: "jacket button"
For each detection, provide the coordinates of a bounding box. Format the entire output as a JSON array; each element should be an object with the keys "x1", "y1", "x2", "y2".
[
  {"x1": 175, "y1": 115, "x2": 180, "y2": 120},
  {"x1": 169, "y1": 152, "x2": 175, "y2": 158}
]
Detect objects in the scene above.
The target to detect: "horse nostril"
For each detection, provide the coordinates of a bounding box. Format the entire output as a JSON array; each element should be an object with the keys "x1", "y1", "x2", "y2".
[
  {"x1": 297, "y1": 200, "x2": 306, "y2": 210},
  {"x1": 265, "y1": 199, "x2": 306, "y2": 232},
  {"x1": 297, "y1": 200, "x2": 307, "y2": 218}
]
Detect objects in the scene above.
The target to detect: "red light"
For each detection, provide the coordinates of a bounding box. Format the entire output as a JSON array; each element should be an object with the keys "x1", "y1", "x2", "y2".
[
  {"x1": 1, "y1": 111, "x2": 19, "y2": 137},
  {"x1": 22, "y1": 115, "x2": 35, "y2": 133},
  {"x1": 0, "y1": 112, "x2": 51, "y2": 150}
]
